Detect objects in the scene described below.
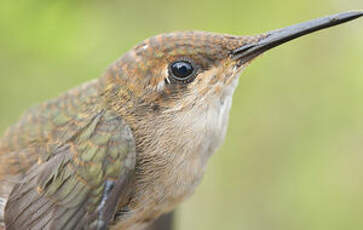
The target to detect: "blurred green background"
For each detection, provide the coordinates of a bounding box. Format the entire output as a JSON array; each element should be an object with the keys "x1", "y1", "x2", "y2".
[{"x1": 1, "y1": 0, "x2": 363, "y2": 229}]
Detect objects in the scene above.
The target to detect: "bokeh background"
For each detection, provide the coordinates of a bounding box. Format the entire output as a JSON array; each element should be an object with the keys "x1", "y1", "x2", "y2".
[{"x1": 1, "y1": 0, "x2": 363, "y2": 229}]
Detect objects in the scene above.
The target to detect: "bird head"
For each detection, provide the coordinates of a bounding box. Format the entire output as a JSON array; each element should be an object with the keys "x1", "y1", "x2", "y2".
[{"x1": 102, "y1": 11, "x2": 363, "y2": 119}]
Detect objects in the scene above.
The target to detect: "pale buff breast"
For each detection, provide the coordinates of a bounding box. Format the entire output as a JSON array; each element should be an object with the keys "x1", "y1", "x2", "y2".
[{"x1": 113, "y1": 78, "x2": 239, "y2": 229}]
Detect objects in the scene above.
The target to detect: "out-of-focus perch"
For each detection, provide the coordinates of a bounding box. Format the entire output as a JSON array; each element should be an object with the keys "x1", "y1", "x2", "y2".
[{"x1": 146, "y1": 212, "x2": 174, "y2": 230}]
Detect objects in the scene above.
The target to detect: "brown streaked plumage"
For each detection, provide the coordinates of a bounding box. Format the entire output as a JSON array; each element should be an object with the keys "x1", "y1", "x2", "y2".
[{"x1": 0, "y1": 11, "x2": 362, "y2": 230}]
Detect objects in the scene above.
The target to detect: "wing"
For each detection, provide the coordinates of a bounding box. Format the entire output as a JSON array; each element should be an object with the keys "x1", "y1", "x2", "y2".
[{"x1": 3, "y1": 108, "x2": 136, "y2": 230}]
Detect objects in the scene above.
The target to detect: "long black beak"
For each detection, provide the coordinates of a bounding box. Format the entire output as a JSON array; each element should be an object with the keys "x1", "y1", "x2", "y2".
[{"x1": 232, "y1": 11, "x2": 363, "y2": 63}]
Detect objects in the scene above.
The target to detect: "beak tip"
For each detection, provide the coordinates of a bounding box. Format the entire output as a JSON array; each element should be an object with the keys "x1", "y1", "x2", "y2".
[
  {"x1": 232, "y1": 10, "x2": 363, "y2": 62},
  {"x1": 334, "y1": 10, "x2": 363, "y2": 22}
]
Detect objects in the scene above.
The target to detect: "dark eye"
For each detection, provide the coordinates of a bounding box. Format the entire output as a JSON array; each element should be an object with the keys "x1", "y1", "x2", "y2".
[{"x1": 169, "y1": 60, "x2": 196, "y2": 83}]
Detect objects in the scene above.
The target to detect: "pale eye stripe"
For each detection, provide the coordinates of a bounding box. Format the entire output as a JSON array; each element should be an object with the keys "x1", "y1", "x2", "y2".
[{"x1": 156, "y1": 79, "x2": 166, "y2": 92}]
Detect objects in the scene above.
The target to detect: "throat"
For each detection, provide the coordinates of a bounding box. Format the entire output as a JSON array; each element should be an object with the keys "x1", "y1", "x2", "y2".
[{"x1": 135, "y1": 92, "x2": 234, "y2": 191}]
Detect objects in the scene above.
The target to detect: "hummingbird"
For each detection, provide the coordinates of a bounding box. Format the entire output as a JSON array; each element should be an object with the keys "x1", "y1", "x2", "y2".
[{"x1": 0, "y1": 11, "x2": 362, "y2": 230}]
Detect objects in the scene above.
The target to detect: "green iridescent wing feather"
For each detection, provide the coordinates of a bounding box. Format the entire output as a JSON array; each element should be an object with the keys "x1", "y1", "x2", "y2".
[{"x1": 0, "y1": 81, "x2": 136, "y2": 230}]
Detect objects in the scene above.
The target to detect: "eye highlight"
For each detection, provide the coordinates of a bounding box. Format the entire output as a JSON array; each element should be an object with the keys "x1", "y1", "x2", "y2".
[{"x1": 168, "y1": 60, "x2": 197, "y2": 83}]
